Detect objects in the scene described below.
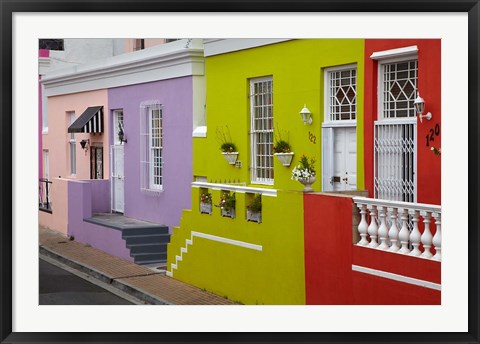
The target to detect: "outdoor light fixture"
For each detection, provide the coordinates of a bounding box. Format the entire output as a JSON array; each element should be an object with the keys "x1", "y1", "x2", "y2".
[
  {"x1": 80, "y1": 139, "x2": 89, "y2": 152},
  {"x1": 414, "y1": 92, "x2": 432, "y2": 123},
  {"x1": 118, "y1": 125, "x2": 127, "y2": 144},
  {"x1": 299, "y1": 104, "x2": 312, "y2": 125}
]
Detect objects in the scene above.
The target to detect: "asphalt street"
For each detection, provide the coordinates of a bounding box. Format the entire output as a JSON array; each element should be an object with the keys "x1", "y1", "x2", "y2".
[{"x1": 39, "y1": 258, "x2": 134, "y2": 305}]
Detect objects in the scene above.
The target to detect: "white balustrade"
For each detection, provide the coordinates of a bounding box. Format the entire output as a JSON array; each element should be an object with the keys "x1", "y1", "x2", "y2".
[
  {"x1": 356, "y1": 203, "x2": 369, "y2": 246},
  {"x1": 353, "y1": 197, "x2": 441, "y2": 261}
]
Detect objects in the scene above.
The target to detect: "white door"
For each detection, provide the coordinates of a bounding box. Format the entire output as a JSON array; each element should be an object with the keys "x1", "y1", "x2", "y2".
[
  {"x1": 111, "y1": 145, "x2": 124, "y2": 213},
  {"x1": 332, "y1": 127, "x2": 357, "y2": 191}
]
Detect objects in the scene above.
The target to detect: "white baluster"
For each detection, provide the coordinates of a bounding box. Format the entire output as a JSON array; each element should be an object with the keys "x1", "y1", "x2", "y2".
[
  {"x1": 387, "y1": 207, "x2": 400, "y2": 252},
  {"x1": 409, "y1": 210, "x2": 422, "y2": 256},
  {"x1": 367, "y1": 205, "x2": 379, "y2": 248},
  {"x1": 398, "y1": 208, "x2": 411, "y2": 254},
  {"x1": 420, "y1": 211, "x2": 433, "y2": 258},
  {"x1": 377, "y1": 206, "x2": 389, "y2": 250},
  {"x1": 431, "y1": 212, "x2": 442, "y2": 261},
  {"x1": 356, "y1": 203, "x2": 369, "y2": 246}
]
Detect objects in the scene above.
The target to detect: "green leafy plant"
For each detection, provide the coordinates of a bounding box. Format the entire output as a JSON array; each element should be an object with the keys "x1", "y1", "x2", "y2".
[
  {"x1": 431, "y1": 147, "x2": 441, "y2": 156},
  {"x1": 247, "y1": 194, "x2": 262, "y2": 213},
  {"x1": 273, "y1": 126, "x2": 291, "y2": 153},
  {"x1": 215, "y1": 192, "x2": 236, "y2": 211},
  {"x1": 216, "y1": 126, "x2": 237, "y2": 153}
]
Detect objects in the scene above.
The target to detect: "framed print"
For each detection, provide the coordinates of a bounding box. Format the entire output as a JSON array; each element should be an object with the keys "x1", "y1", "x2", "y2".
[{"x1": 1, "y1": 1, "x2": 479, "y2": 343}]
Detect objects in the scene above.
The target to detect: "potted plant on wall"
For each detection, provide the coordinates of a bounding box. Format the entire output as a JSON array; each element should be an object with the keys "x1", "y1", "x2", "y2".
[
  {"x1": 246, "y1": 194, "x2": 262, "y2": 223},
  {"x1": 216, "y1": 192, "x2": 236, "y2": 218},
  {"x1": 216, "y1": 126, "x2": 239, "y2": 165},
  {"x1": 291, "y1": 154, "x2": 316, "y2": 192},
  {"x1": 199, "y1": 191, "x2": 212, "y2": 214},
  {"x1": 273, "y1": 127, "x2": 294, "y2": 166}
]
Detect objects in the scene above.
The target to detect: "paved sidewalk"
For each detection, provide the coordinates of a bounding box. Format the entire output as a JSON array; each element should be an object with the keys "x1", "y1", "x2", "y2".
[{"x1": 39, "y1": 226, "x2": 238, "y2": 305}]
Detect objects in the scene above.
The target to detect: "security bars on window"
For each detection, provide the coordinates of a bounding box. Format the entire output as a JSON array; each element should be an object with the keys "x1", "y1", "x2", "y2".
[
  {"x1": 250, "y1": 77, "x2": 274, "y2": 184},
  {"x1": 382, "y1": 60, "x2": 418, "y2": 119},
  {"x1": 140, "y1": 102, "x2": 163, "y2": 192},
  {"x1": 328, "y1": 68, "x2": 357, "y2": 121},
  {"x1": 374, "y1": 122, "x2": 416, "y2": 203}
]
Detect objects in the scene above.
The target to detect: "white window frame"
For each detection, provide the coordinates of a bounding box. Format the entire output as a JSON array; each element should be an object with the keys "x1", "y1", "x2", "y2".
[
  {"x1": 41, "y1": 84, "x2": 48, "y2": 133},
  {"x1": 371, "y1": 47, "x2": 418, "y2": 202},
  {"x1": 68, "y1": 112, "x2": 76, "y2": 176},
  {"x1": 323, "y1": 64, "x2": 357, "y2": 125},
  {"x1": 376, "y1": 53, "x2": 418, "y2": 121},
  {"x1": 43, "y1": 149, "x2": 49, "y2": 180},
  {"x1": 140, "y1": 102, "x2": 163, "y2": 193},
  {"x1": 249, "y1": 76, "x2": 274, "y2": 185},
  {"x1": 113, "y1": 109, "x2": 124, "y2": 146},
  {"x1": 322, "y1": 65, "x2": 358, "y2": 192}
]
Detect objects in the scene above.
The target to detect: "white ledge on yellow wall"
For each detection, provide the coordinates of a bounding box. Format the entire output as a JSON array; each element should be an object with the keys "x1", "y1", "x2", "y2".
[
  {"x1": 192, "y1": 181, "x2": 277, "y2": 197},
  {"x1": 166, "y1": 231, "x2": 263, "y2": 277}
]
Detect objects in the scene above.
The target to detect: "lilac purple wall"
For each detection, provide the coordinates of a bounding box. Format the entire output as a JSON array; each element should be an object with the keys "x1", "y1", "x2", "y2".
[
  {"x1": 108, "y1": 77, "x2": 193, "y2": 230},
  {"x1": 68, "y1": 180, "x2": 133, "y2": 261}
]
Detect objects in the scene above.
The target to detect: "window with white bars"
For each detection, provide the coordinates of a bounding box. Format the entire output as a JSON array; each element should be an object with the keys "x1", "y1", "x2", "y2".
[
  {"x1": 374, "y1": 122, "x2": 416, "y2": 202},
  {"x1": 140, "y1": 102, "x2": 163, "y2": 192},
  {"x1": 326, "y1": 67, "x2": 357, "y2": 121},
  {"x1": 249, "y1": 77, "x2": 274, "y2": 184},
  {"x1": 380, "y1": 59, "x2": 418, "y2": 119},
  {"x1": 113, "y1": 110, "x2": 124, "y2": 145},
  {"x1": 68, "y1": 112, "x2": 76, "y2": 175}
]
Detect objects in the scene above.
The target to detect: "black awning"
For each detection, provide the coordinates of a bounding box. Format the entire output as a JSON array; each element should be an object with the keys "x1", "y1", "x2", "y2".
[{"x1": 68, "y1": 106, "x2": 104, "y2": 133}]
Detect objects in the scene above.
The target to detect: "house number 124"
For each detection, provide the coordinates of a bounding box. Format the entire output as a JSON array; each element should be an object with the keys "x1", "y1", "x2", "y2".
[{"x1": 425, "y1": 124, "x2": 440, "y2": 147}]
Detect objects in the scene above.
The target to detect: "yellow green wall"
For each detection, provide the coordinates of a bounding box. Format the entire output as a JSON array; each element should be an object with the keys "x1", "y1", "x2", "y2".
[
  {"x1": 168, "y1": 39, "x2": 365, "y2": 305},
  {"x1": 167, "y1": 188, "x2": 305, "y2": 304},
  {"x1": 195, "y1": 39, "x2": 365, "y2": 191}
]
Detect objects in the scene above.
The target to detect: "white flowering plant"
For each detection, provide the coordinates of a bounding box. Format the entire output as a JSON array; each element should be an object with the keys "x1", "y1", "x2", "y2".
[{"x1": 291, "y1": 154, "x2": 316, "y2": 181}]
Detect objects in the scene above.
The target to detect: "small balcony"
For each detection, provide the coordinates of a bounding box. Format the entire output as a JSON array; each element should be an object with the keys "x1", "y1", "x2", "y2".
[{"x1": 39, "y1": 178, "x2": 53, "y2": 213}]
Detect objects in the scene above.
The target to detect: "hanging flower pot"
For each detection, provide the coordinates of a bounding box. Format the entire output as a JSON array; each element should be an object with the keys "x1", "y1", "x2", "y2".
[
  {"x1": 274, "y1": 152, "x2": 294, "y2": 167},
  {"x1": 221, "y1": 152, "x2": 239, "y2": 165}
]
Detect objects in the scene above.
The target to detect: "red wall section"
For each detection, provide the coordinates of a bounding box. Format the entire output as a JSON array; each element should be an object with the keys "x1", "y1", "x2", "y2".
[
  {"x1": 364, "y1": 39, "x2": 441, "y2": 205},
  {"x1": 304, "y1": 193, "x2": 354, "y2": 304},
  {"x1": 353, "y1": 246, "x2": 441, "y2": 284},
  {"x1": 304, "y1": 193, "x2": 441, "y2": 305},
  {"x1": 352, "y1": 272, "x2": 440, "y2": 305}
]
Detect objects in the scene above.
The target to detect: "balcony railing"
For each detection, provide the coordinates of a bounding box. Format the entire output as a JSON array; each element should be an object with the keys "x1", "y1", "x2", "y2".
[
  {"x1": 353, "y1": 197, "x2": 441, "y2": 261},
  {"x1": 39, "y1": 178, "x2": 53, "y2": 213}
]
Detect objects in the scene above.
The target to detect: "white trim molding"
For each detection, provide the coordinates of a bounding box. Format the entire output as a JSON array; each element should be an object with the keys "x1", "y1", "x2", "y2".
[
  {"x1": 191, "y1": 181, "x2": 277, "y2": 197},
  {"x1": 166, "y1": 231, "x2": 263, "y2": 277},
  {"x1": 41, "y1": 39, "x2": 205, "y2": 97},
  {"x1": 370, "y1": 45, "x2": 418, "y2": 60},
  {"x1": 352, "y1": 265, "x2": 441, "y2": 291},
  {"x1": 203, "y1": 39, "x2": 292, "y2": 57}
]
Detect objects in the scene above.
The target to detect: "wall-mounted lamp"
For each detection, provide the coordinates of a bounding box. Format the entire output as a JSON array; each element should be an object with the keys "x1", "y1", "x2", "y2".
[
  {"x1": 299, "y1": 104, "x2": 312, "y2": 125},
  {"x1": 414, "y1": 92, "x2": 432, "y2": 123},
  {"x1": 118, "y1": 125, "x2": 127, "y2": 144},
  {"x1": 80, "y1": 139, "x2": 89, "y2": 153}
]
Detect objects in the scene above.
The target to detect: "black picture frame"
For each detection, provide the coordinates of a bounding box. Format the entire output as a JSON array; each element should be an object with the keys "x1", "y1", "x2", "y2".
[{"x1": 1, "y1": 1, "x2": 479, "y2": 343}]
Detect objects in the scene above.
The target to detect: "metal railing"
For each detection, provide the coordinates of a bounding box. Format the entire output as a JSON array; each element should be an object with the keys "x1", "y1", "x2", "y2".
[{"x1": 39, "y1": 178, "x2": 53, "y2": 213}]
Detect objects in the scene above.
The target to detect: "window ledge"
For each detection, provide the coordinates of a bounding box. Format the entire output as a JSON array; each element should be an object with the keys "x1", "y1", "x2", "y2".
[
  {"x1": 192, "y1": 126, "x2": 207, "y2": 138},
  {"x1": 370, "y1": 45, "x2": 418, "y2": 60}
]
